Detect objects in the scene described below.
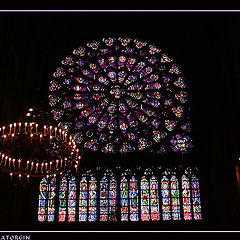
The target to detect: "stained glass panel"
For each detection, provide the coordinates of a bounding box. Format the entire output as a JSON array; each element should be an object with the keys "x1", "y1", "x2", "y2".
[
  {"x1": 161, "y1": 175, "x2": 171, "y2": 220},
  {"x1": 38, "y1": 177, "x2": 48, "y2": 222},
  {"x1": 109, "y1": 177, "x2": 117, "y2": 221},
  {"x1": 79, "y1": 176, "x2": 87, "y2": 222},
  {"x1": 58, "y1": 176, "x2": 67, "y2": 222},
  {"x1": 100, "y1": 176, "x2": 108, "y2": 221},
  {"x1": 88, "y1": 176, "x2": 97, "y2": 222},
  {"x1": 68, "y1": 176, "x2": 77, "y2": 222},
  {"x1": 129, "y1": 176, "x2": 139, "y2": 221},
  {"x1": 150, "y1": 176, "x2": 160, "y2": 221},
  {"x1": 191, "y1": 174, "x2": 202, "y2": 220},
  {"x1": 182, "y1": 174, "x2": 192, "y2": 220},
  {"x1": 47, "y1": 177, "x2": 56, "y2": 222},
  {"x1": 170, "y1": 175, "x2": 181, "y2": 220},
  {"x1": 141, "y1": 176, "x2": 150, "y2": 221},
  {"x1": 120, "y1": 176, "x2": 128, "y2": 221}
]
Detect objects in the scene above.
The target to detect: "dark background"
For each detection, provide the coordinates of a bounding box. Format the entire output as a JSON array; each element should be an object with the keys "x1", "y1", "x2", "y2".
[{"x1": 0, "y1": 11, "x2": 240, "y2": 233}]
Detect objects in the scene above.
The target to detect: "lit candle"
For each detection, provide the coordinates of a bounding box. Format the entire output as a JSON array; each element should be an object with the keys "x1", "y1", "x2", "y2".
[
  {"x1": 50, "y1": 161, "x2": 52, "y2": 170},
  {"x1": 18, "y1": 123, "x2": 21, "y2": 134},
  {"x1": 18, "y1": 159, "x2": 21, "y2": 168},
  {"x1": 50, "y1": 135, "x2": 53, "y2": 143},
  {"x1": 10, "y1": 172, "x2": 13, "y2": 181},
  {"x1": 27, "y1": 175, "x2": 30, "y2": 183},
  {"x1": 41, "y1": 163, "x2": 44, "y2": 172},
  {"x1": 2, "y1": 126, "x2": 5, "y2": 135},
  {"x1": 35, "y1": 124, "x2": 38, "y2": 134},
  {"x1": 30, "y1": 123, "x2": 33, "y2": 134},
  {"x1": 62, "y1": 131, "x2": 65, "y2": 140},
  {"x1": 49, "y1": 126, "x2": 53, "y2": 134},
  {"x1": 45, "y1": 162, "x2": 48, "y2": 171},
  {"x1": 54, "y1": 127, "x2": 57, "y2": 137},
  {"x1": 30, "y1": 162, "x2": 34, "y2": 171},
  {"x1": 26, "y1": 160, "x2": 30, "y2": 170},
  {"x1": 36, "y1": 163, "x2": 39, "y2": 172},
  {"x1": 13, "y1": 123, "x2": 16, "y2": 134},
  {"x1": 24, "y1": 122, "x2": 27, "y2": 133},
  {"x1": 12, "y1": 158, "x2": 15, "y2": 168},
  {"x1": 60, "y1": 159, "x2": 63, "y2": 168},
  {"x1": 39, "y1": 134, "x2": 43, "y2": 144},
  {"x1": 56, "y1": 159, "x2": 59, "y2": 168},
  {"x1": 9, "y1": 124, "x2": 12, "y2": 134},
  {"x1": 44, "y1": 125, "x2": 46, "y2": 135},
  {"x1": 18, "y1": 174, "x2": 21, "y2": 181},
  {"x1": 59, "y1": 129, "x2": 62, "y2": 139},
  {"x1": 8, "y1": 158, "x2": 11, "y2": 167},
  {"x1": 4, "y1": 156, "x2": 8, "y2": 166}
]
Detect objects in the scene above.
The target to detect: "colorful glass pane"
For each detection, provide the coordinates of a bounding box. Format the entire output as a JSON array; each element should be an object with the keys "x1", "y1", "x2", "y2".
[
  {"x1": 88, "y1": 176, "x2": 97, "y2": 222},
  {"x1": 150, "y1": 176, "x2": 160, "y2": 221},
  {"x1": 161, "y1": 175, "x2": 171, "y2": 220},
  {"x1": 129, "y1": 176, "x2": 139, "y2": 221},
  {"x1": 120, "y1": 176, "x2": 129, "y2": 221},
  {"x1": 100, "y1": 176, "x2": 108, "y2": 221},
  {"x1": 109, "y1": 177, "x2": 117, "y2": 221},
  {"x1": 38, "y1": 177, "x2": 48, "y2": 222},
  {"x1": 47, "y1": 177, "x2": 56, "y2": 222},
  {"x1": 191, "y1": 175, "x2": 202, "y2": 220},
  {"x1": 141, "y1": 176, "x2": 150, "y2": 221},
  {"x1": 58, "y1": 176, "x2": 67, "y2": 222},
  {"x1": 79, "y1": 176, "x2": 87, "y2": 222},
  {"x1": 170, "y1": 175, "x2": 181, "y2": 220},
  {"x1": 182, "y1": 174, "x2": 192, "y2": 220},
  {"x1": 68, "y1": 176, "x2": 77, "y2": 222}
]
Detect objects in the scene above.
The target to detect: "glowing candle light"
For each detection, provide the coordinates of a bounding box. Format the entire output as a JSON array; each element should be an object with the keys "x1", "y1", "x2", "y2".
[
  {"x1": 62, "y1": 131, "x2": 65, "y2": 140},
  {"x1": 4, "y1": 156, "x2": 8, "y2": 166},
  {"x1": 26, "y1": 160, "x2": 30, "y2": 170},
  {"x1": 30, "y1": 123, "x2": 33, "y2": 134},
  {"x1": 18, "y1": 123, "x2": 21, "y2": 133},
  {"x1": 18, "y1": 174, "x2": 21, "y2": 181},
  {"x1": 54, "y1": 127, "x2": 57, "y2": 137},
  {"x1": 27, "y1": 175, "x2": 30, "y2": 183},
  {"x1": 12, "y1": 158, "x2": 15, "y2": 168},
  {"x1": 9, "y1": 124, "x2": 12, "y2": 134},
  {"x1": 8, "y1": 158, "x2": 11, "y2": 167},
  {"x1": 60, "y1": 159, "x2": 63, "y2": 168},
  {"x1": 59, "y1": 129, "x2": 62, "y2": 139},
  {"x1": 50, "y1": 135, "x2": 53, "y2": 143},
  {"x1": 36, "y1": 163, "x2": 39, "y2": 172},
  {"x1": 24, "y1": 122, "x2": 27, "y2": 133},
  {"x1": 50, "y1": 161, "x2": 52, "y2": 170},
  {"x1": 56, "y1": 159, "x2": 59, "y2": 168},
  {"x1": 39, "y1": 134, "x2": 43, "y2": 144},
  {"x1": 10, "y1": 172, "x2": 13, "y2": 181},
  {"x1": 45, "y1": 162, "x2": 48, "y2": 171},
  {"x1": 35, "y1": 124, "x2": 38, "y2": 134},
  {"x1": 13, "y1": 123, "x2": 16, "y2": 134},
  {"x1": 18, "y1": 159, "x2": 21, "y2": 168},
  {"x1": 41, "y1": 163, "x2": 44, "y2": 172},
  {"x1": 49, "y1": 126, "x2": 53, "y2": 134},
  {"x1": 30, "y1": 162, "x2": 34, "y2": 171},
  {"x1": 2, "y1": 126, "x2": 5, "y2": 135},
  {"x1": 44, "y1": 125, "x2": 46, "y2": 135}
]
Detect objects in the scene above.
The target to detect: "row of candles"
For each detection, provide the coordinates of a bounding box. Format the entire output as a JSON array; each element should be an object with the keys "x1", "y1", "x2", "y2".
[
  {"x1": 0, "y1": 122, "x2": 82, "y2": 179},
  {"x1": 0, "y1": 122, "x2": 71, "y2": 143}
]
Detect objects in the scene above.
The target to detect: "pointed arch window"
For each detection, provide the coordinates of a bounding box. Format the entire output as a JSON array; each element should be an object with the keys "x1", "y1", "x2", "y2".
[
  {"x1": 150, "y1": 176, "x2": 160, "y2": 221},
  {"x1": 58, "y1": 176, "x2": 68, "y2": 222},
  {"x1": 161, "y1": 174, "x2": 171, "y2": 220},
  {"x1": 38, "y1": 176, "x2": 56, "y2": 222},
  {"x1": 141, "y1": 175, "x2": 150, "y2": 221},
  {"x1": 47, "y1": 177, "x2": 56, "y2": 222},
  {"x1": 182, "y1": 173, "x2": 192, "y2": 220},
  {"x1": 120, "y1": 175, "x2": 128, "y2": 221},
  {"x1": 88, "y1": 175, "x2": 97, "y2": 222},
  {"x1": 68, "y1": 176, "x2": 77, "y2": 222},
  {"x1": 100, "y1": 175, "x2": 108, "y2": 221},
  {"x1": 38, "y1": 177, "x2": 48, "y2": 222},
  {"x1": 191, "y1": 174, "x2": 202, "y2": 220},
  {"x1": 129, "y1": 175, "x2": 139, "y2": 221},
  {"x1": 79, "y1": 175, "x2": 88, "y2": 222},
  {"x1": 170, "y1": 174, "x2": 181, "y2": 220}
]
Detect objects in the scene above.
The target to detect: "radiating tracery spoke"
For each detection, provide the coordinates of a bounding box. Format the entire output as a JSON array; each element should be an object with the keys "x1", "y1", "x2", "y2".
[{"x1": 49, "y1": 37, "x2": 192, "y2": 154}]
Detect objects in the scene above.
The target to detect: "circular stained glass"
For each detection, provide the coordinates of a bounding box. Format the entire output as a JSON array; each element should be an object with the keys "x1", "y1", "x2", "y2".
[{"x1": 49, "y1": 37, "x2": 192, "y2": 154}]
